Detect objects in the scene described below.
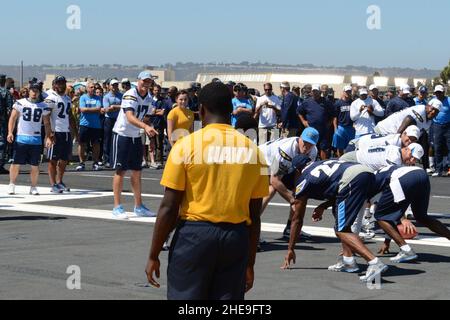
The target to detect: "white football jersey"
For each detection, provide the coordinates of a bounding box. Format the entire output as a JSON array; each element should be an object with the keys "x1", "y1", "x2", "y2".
[
  {"x1": 13, "y1": 98, "x2": 51, "y2": 137},
  {"x1": 355, "y1": 133, "x2": 402, "y2": 150},
  {"x1": 113, "y1": 88, "x2": 154, "y2": 138},
  {"x1": 45, "y1": 91, "x2": 72, "y2": 133},
  {"x1": 259, "y1": 137, "x2": 318, "y2": 176},
  {"x1": 376, "y1": 105, "x2": 431, "y2": 134},
  {"x1": 356, "y1": 144, "x2": 402, "y2": 171}
]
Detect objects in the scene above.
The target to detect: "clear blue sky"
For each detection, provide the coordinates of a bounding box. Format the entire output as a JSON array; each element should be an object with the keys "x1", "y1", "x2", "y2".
[{"x1": 2, "y1": 0, "x2": 449, "y2": 69}]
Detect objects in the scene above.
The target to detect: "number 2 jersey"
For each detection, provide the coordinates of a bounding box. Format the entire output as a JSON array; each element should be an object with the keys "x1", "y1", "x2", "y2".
[
  {"x1": 113, "y1": 87, "x2": 154, "y2": 138},
  {"x1": 295, "y1": 160, "x2": 362, "y2": 200},
  {"x1": 13, "y1": 98, "x2": 51, "y2": 141},
  {"x1": 44, "y1": 90, "x2": 72, "y2": 133}
]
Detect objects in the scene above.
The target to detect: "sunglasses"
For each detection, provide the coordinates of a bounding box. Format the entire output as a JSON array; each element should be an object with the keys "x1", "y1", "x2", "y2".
[{"x1": 264, "y1": 88, "x2": 272, "y2": 91}]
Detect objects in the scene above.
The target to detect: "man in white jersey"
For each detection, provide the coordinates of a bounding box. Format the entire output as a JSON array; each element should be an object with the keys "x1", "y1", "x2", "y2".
[
  {"x1": 7, "y1": 84, "x2": 52, "y2": 195},
  {"x1": 259, "y1": 127, "x2": 319, "y2": 240},
  {"x1": 375, "y1": 101, "x2": 441, "y2": 136},
  {"x1": 111, "y1": 71, "x2": 158, "y2": 219},
  {"x1": 346, "y1": 125, "x2": 420, "y2": 152},
  {"x1": 45, "y1": 76, "x2": 78, "y2": 193},
  {"x1": 341, "y1": 142, "x2": 424, "y2": 172}
]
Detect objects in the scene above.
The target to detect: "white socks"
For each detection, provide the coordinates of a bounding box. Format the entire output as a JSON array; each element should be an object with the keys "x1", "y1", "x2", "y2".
[
  {"x1": 369, "y1": 257, "x2": 379, "y2": 265},
  {"x1": 343, "y1": 256, "x2": 355, "y2": 265},
  {"x1": 400, "y1": 244, "x2": 412, "y2": 252}
]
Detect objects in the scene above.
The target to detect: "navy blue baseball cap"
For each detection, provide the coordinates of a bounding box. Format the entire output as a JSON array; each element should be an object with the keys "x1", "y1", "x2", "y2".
[
  {"x1": 289, "y1": 154, "x2": 311, "y2": 173},
  {"x1": 0, "y1": 74, "x2": 6, "y2": 79},
  {"x1": 301, "y1": 127, "x2": 320, "y2": 145},
  {"x1": 54, "y1": 75, "x2": 67, "y2": 83},
  {"x1": 419, "y1": 85, "x2": 428, "y2": 93}
]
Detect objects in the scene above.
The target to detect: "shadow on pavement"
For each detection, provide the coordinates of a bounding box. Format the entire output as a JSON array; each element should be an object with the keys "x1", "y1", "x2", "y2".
[
  {"x1": 383, "y1": 265, "x2": 426, "y2": 277},
  {"x1": 417, "y1": 252, "x2": 450, "y2": 263},
  {"x1": 0, "y1": 216, "x2": 67, "y2": 222}
]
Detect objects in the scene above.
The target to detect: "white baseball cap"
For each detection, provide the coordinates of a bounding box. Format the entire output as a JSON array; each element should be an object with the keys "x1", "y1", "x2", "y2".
[
  {"x1": 110, "y1": 79, "x2": 119, "y2": 86},
  {"x1": 434, "y1": 85, "x2": 445, "y2": 93},
  {"x1": 343, "y1": 85, "x2": 352, "y2": 92},
  {"x1": 408, "y1": 143, "x2": 424, "y2": 160},
  {"x1": 400, "y1": 84, "x2": 411, "y2": 94},
  {"x1": 404, "y1": 125, "x2": 420, "y2": 140},
  {"x1": 369, "y1": 84, "x2": 378, "y2": 91},
  {"x1": 428, "y1": 98, "x2": 443, "y2": 112},
  {"x1": 312, "y1": 84, "x2": 321, "y2": 91},
  {"x1": 359, "y1": 88, "x2": 368, "y2": 95}
]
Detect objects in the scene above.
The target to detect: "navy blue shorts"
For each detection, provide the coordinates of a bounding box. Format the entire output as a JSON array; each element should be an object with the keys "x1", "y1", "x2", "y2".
[
  {"x1": 168, "y1": 221, "x2": 249, "y2": 300},
  {"x1": 332, "y1": 125, "x2": 355, "y2": 150},
  {"x1": 111, "y1": 133, "x2": 143, "y2": 171},
  {"x1": 48, "y1": 132, "x2": 72, "y2": 161},
  {"x1": 281, "y1": 172, "x2": 295, "y2": 191},
  {"x1": 79, "y1": 126, "x2": 101, "y2": 144},
  {"x1": 333, "y1": 172, "x2": 374, "y2": 232},
  {"x1": 375, "y1": 170, "x2": 430, "y2": 223},
  {"x1": 13, "y1": 142, "x2": 41, "y2": 166}
]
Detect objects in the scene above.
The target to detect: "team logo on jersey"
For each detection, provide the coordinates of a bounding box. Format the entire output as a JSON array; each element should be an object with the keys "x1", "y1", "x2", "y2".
[
  {"x1": 278, "y1": 148, "x2": 292, "y2": 161},
  {"x1": 123, "y1": 95, "x2": 137, "y2": 101},
  {"x1": 412, "y1": 110, "x2": 424, "y2": 123},
  {"x1": 295, "y1": 180, "x2": 307, "y2": 196}
]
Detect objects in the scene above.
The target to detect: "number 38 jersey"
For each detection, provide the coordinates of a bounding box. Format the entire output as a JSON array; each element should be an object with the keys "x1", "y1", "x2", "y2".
[
  {"x1": 295, "y1": 160, "x2": 357, "y2": 200},
  {"x1": 45, "y1": 90, "x2": 72, "y2": 133},
  {"x1": 13, "y1": 98, "x2": 51, "y2": 137},
  {"x1": 113, "y1": 88, "x2": 155, "y2": 138}
]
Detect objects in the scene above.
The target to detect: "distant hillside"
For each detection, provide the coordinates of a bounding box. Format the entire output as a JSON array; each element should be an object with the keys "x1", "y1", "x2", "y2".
[{"x1": 0, "y1": 62, "x2": 441, "y2": 83}]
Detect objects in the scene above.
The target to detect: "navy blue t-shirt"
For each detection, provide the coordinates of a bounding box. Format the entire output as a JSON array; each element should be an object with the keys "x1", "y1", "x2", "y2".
[
  {"x1": 281, "y1": 92, "x2": 301, "y2": 129},
  {"x1": 385, "y1": 96, "x2": 415, "y2": 117},
  {"x1": 150, "y1": 97, "x2": 172, "y2": 129},
  {"x1": 334, "y1": 98, "x2": 353, "y2": 127},
  {"x1": 295, "y1": 160, "x2": 356, "y2": 200},
  {"x1": 297, "y1": 97, "x2": 334, "y2": 133}
]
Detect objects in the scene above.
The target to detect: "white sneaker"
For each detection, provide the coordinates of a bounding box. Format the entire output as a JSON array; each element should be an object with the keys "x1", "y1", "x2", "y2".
[
  {"x1": 328, "y1": 257, "x2": 360, "y2": 273},
  {"x1": 426, "y1": 168, "x2": 435, "y2": 175},
  {"x1": 8, "y1": 183, "x2": 15, "y2": 195},
  {"x1": 359, "y1": 230, "x2": 376, "y2": 240},
  {"x1": 390, "y1": 249, "x2": 418, "y2": 263},
  {"x1": 360, "y1": 260, "x2": 388, "y2": 282},
  {"x1": 29, "y1": 187, "x2": 40, "y2": 196}
]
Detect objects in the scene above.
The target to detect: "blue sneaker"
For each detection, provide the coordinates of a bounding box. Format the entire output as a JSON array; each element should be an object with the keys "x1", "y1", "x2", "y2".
[
  {"x1": 112, "y1": 205, "x2": 128, "y2": 219},
  {"x1": 134, "y1": 204, "x2": 157, "y2": 217}
]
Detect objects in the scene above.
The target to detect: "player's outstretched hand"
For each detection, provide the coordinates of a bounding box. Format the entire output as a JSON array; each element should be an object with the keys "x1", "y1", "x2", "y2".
[
  {"x1": 144, "y1": 125, "x2": 157, "y2": 138},
  {"x1": 401, "y1": 219, "x2": 417, "y2": 235},
  {"x1": 377, "y1": 243, "x2": 390, "y2": 255},
  {"x1": 312, "y1": 206, "x2": 325, "y2": 222},
  {"x1": 281, "y1": 249, "x2": 296, "y2": 270},
  {"x1": 145, "y1": 258, "x2": 161, "y2": 288}
]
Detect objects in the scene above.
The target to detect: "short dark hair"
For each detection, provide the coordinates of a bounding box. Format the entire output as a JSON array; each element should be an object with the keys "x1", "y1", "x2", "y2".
[
  {"x1": 176, "y1": 89, "x2": 189, "y2": 99},
  {"x1": 198, "y1": 82, "x2": 232, "y2": 116}
]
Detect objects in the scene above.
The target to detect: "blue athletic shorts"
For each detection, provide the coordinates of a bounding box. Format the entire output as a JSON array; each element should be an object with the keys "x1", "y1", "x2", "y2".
[
  {"x1": 111, "y1": 133, "x2": 143, "y2": 171},
  {"x1": 48, "y1": 132, "x2": 72, "y2": 161},
  {"x1": 13, "y1": 142, "x2": 41, "y2": 166}
]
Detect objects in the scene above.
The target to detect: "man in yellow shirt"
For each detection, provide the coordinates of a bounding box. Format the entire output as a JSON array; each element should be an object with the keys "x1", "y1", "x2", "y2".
[{"x1": 145, "y1": 82, "x2": 269, "y2": 300}]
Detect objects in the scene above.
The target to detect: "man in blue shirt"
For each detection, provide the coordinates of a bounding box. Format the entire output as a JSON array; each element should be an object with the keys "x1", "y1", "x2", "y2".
[
  {"x1": 280, "y1": 82, "x2": 301, "y2": 138},
  {"x1": 77, "y1": 82, "x2": 103, "y2": 171},
  {"x1": 385, "y1": 84, "x2": 415, "y2": 117},
  {"x1": 231, "y1": 84, "x2": 254, "y2": 128},
  {"x1": 281, "y1": 156, "x2": 387, "y2": 283},
  {"x1": 332, "y1": 86, "x2": 354, "y2": 157},
  {"x1": 102, "y1": 79, "x2": 123, "y2": 167},
  {"x1": 298, "y1": 84, "x2": 334, "y2": 159},
  {"x1": 431, "y1": 85, "x2": 450, "y2": 177}
]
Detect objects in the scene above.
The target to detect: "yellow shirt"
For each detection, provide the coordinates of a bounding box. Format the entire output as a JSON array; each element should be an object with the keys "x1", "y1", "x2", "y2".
[
  {"x1": 167, "y1": 106, "x2": 194, "y2": 132},
  {"x1": 161, "y1": 123, "x2": 269, "y2": 225}
]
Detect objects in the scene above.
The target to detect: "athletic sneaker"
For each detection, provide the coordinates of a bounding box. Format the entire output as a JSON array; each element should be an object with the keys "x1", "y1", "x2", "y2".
[
  {"x1": 51, "y1": 184, "x2": 63, "y2": 193},
  {"x1": 359, "y1": 230, "x2": 376, "y2": 240},
  {"x1": 328, "y1": 257, "x2": 360, "y2": 273},
  {"x1": 426, "y1": 168, "x2": 435, "y2": 175},
  {"x1": 134, "y1": 204, "x2": 157, "y2": 217},
  {"x1": 8, "y1": 183, "x2": 15, "y2": 195},
  {"x1": 360, "y1": 261, "x2": 388, "y2": 282},
  {"x1": 283, "y1": 227, "x2": 313, "y2": 241},
  {"x1": 93, "y1": 163, "x2": 103, "y2": 171},
  {"x1": 390, "y1": 249, "x2": 418, "y2": 263},
  {"x1": 112, "y1": 205, "x2": 128, "y2": 219},
  {"x1": 150, "y1": 163, "x2": 162, "y2": 170},
  {"x1": 76, "y1": 163, "x2": 85, "y2": 171},
  {"x1": 142, "y1": 161, "x2": 149, "y2": 169},
  {"x1": 57, "y1": 182, "x2": 71, "y2": 192},
  {"x1": 29, "y1": 187, "x2": 40, "y2": 196}
]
